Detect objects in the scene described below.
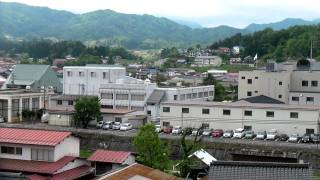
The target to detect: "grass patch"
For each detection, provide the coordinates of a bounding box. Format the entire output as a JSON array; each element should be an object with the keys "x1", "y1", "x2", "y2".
[
  {"x1": 80, "y1": 149, "x2": 93, "y2": 158},
  {"x1": 314, "y1": 170, "x2": 320, "y2": 180}
]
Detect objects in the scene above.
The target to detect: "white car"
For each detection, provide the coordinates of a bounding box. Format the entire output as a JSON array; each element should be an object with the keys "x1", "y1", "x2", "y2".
[
  {"x1": 102, "y1": 121, "x2": 114, "y2": 130},
  {"x1": 223, "y1": 129, "x2": 234, "y2": 138},
  {"x1": 288, "y1": 133, "x2": 300, "y2": 142},
  {"x1": 172, "y1": 126, "x2": 183, "y2": 135},
  {"x1": 155, "y1": 124, "x2": 162, "y2": 133},
  {"x1": 233, "y1": 128, "x2": 245, "y2": 138},
  {"x1": 120, "y1": 123, "x2": 133, "y2": 131},
  {"x1": 112, "y1": 122, "x2": 121, "y2": 130},
  {"x1": 266, "y1": 129, "x2": 278, "y2": 140},
  {"x1": 96, "y1": 121, "x2": 104, "y2": 128}
]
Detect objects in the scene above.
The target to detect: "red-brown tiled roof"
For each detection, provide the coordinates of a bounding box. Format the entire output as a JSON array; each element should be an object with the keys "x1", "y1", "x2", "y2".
[
  {"x1": 0, "y1": 128, "x2": 72, "y2": 146},
  {"x1": 26, "y1": 165, "x2": 93, "y2": 180},
  {"x1": 0, "y1": 156, "x2": 76, "y2": 174},
  {"x1": 88, "y1": 150, "x2": 131, "y2": 164}
]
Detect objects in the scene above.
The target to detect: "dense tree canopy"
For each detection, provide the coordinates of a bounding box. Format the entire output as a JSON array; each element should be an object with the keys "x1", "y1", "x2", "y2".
[{"x1": 73, "y1": 96, "x2": 101, "y2": 128}]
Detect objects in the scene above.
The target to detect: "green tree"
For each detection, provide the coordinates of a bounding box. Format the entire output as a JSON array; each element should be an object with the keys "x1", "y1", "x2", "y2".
[
  {"x1": 73, "y1": 96, "x2": 101, "y2": 128},
  {"x1": 133, "y1": 124, "x2": 170, "y2": 171},
  {"x1": 203, "y1": 74, "x2": 225, "y2": 101}
]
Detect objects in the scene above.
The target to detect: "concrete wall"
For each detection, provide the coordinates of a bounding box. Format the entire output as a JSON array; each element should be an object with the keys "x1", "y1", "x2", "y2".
[
  {"x1": 158, "y1": 86, "x2": 215, "y2": 101},
  {"x1": 289, "y1": 92, "x2": 320, "y2": 105},
  {"x1": 63, "y1": 66, "x2": 126, "y2": 95},
  {"x1": 159, "y1": 104, "x2": 320, "y2": 135},
  {"x1": 54, "y1": 136, "x2": 79, "y2": 161},
  {"x1": 49, "y1": 114, "x2": 73, "y2": 126},
  {"x1": 290, "y1": 71, "x2": 320, "y2": 93}
]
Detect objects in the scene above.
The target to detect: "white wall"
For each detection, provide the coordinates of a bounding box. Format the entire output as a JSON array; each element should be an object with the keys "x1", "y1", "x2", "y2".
[
  {"x1": 160, "y1": 104, "x2": 320, "y2": 135},
  {"x1": 49, "y1": 114, "x2": 73, "y2": 126},
  {"x1": 54, "y1": 136, "x2": 79, "y2": 161}
]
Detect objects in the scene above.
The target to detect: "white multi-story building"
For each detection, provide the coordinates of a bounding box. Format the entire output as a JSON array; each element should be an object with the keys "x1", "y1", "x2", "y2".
[
  {"x1": 159, "y1": 101, "x2": 320, "y2": 135},
  {"x1": 238, "y1": 59, "x2": 320, "y2": 105},
  {"x1": 63, "y1": 65, "x2": 126, "y2": 95},
  {"x1": 193, "y1": 56, "x2": 222, "y2": 67},
  {"x1": 99, "y1": 76, "x2": 157, "y2": 112}
]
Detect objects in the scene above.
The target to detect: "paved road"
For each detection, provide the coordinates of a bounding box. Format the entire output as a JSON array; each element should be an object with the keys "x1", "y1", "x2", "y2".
[{"x1": 1, "y1": 122, "x2": 320, "y2": 150}]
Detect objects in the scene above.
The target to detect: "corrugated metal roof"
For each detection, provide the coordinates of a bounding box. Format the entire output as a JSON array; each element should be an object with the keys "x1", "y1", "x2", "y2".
[
  {"x1": 88, "y1": 150, "x2": 131, "y2": 164},
  {"x1": 0, "y1": 128, "x2": 72, "y2": 146},
  {"x1": 147, "y1": 89, "x2": 165, "y2": 104},
  {"x1": 189, "y1": 149, "x2": 217, "y2": 166},
  {"x1": 9, "y1": 64, "x2": 49, "y2": 82},
  {"x1": 0, "y1": 156, "x2": 76, "y2": 174},
  {"x1": 98, "y1": 163, "x2": 183, "y2": 180}
]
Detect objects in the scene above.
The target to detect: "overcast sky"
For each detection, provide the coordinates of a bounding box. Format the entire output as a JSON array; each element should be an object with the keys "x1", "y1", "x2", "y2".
[{"x1": 2, "y1": 0, "x2": 320, "y2": 28}]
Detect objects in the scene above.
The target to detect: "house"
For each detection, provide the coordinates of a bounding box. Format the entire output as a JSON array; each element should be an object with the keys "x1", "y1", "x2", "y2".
[
  {"x1": 88, "y1": 149, "x2": 135, "y2": 175},
  {"x1": 229, "y1": 57, "x2": 242, "y2": 65},
  {"x1": 96, "y1": 163, "x2": 183, "y2": 180},
  {"x1": 238, "y1": 59, "x2": 320, "y2": 105},
  {"x1": 0, "y1": 89, "x2": 54, "y2": 123},
  {"x1": 0, "y1": 128, "x2": 93, "y2": 179},
  {"x1": 63, "y1": 64, "x2": 126, "y2": 95},
  {"x1": 218, "y1": 47, "x2": 231, "y2": 54},
  {"x1": 193, "y1": 56, "x2": 222, "y2": 67},
  {"x1": 232, "y1": 46, "x2": 240, "y2": 55},
  {"x1": 159, "y1": 100, "x2": 320, "y2": 135},
  {"x1": 207, "y1": 69, "x2": 228, "y2": 77},
  {"x1": 3, "y1": 64, "x2": 63, "y2": 93},
  {"x1": 208, "y1": 161, "x2": 312, "y2": 180}
]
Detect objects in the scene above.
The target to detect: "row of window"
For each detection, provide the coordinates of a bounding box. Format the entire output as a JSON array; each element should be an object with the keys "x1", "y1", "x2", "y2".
[
  {"x1": 1, "y1": 146, "x2": 22, "y2": 155},
  {"x1": 31, "y1": 148, "x2": 54, "y2": 161},
  {"x1": 291, "y1": 96, "x2": 314, "y2": 102},
  {"x1": 162, "y1": 107, "x2": 299, "y2": 118},
  {"x1": 57, "y1": 100, "x2": 74, "y2": 106},
  {"x1": 302, "y1": 80, "x2": 318, "y2": 87},
  {"x1": 67, "y1": 71, "x2": 109, "y2": 79},
  {"x1": 101, "y1": 93, "x2": 145, "y2": 101},
  {"x1": 178, "y1": 91, "x2": 214, "y2": 100}
]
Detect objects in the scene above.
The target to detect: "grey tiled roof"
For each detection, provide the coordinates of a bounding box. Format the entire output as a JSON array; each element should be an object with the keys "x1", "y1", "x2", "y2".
[
  {"x1": 209, "y1": 161, "x2": 312, "y2": 180},
  {"x1": 239, "y1": 95, "x2": 285, "y2": 104},
  {"x1": 147, "y1": 90, "x2": 165, "y2": 104}
]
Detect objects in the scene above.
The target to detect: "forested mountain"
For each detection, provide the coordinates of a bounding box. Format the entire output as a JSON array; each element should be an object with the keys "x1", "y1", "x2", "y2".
[
  {"x1": 0, "y1": 2, "x2": 243, "y2": 49},
  {"x1": 245, "y1": 18, "x2": 320, "y2": 32},
  {"x1": 211, "y1": 25, "x2": 320, "y2": 62}
]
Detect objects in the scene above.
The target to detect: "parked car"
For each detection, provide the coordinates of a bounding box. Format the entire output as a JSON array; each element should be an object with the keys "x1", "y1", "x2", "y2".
[
  {"x1": 96, "y1": 121, "x2": 104, "y2": 128},
  {"x1": 278, "y1": 134, "x2": 289, "y2": 141},
  {"x1": 311, "y1": 134, "x2": 320, "y2": 144},
  {"x1": 182, "y1": 127, "x2": 193, "y2": 135},
  {"x1": 155, "y1": 124, "x2": 162, "y2": 133},
  {"x1": 120, "y1": 123, "x2": 133, "y2": 131},
  {"x1": 202, "y1": 129, "x2": 213, "y2": 136},
  {"x1": 244, "y1": 131, "x2": 255, "y2": 139},
  {"x1": 163, "y1": 126, "x2": 173, "y2": 134},
  {"x1": 112, "y1": 122, "x2": 121, "y2": 130},
  {"x1": 233, "y1": 128, "x2": 245, "y2": 138},
  {"x1": 256, "y1": 130, "x2": 267, "y2": 140},
  {"x1": 266, "y1": 129, "x2": 278, "y2": 140},
  {"x1": 102, "y1": 121, "x2": 114, "y2": 130},
  {"x1": 192, "y1": 128, "x2": 204, "y2": 136},
  {"x1": 223, "y1": 129, "x2": 234, "y2": 138},
  {"x1": 172, "y1": 126, "x2": 183, "y2": 135},
  {"x1": 288, "y1": 134, "x2": 300, "y2": 143},
  {"x1": 302, "y1": 134, "x2": 312, "y2": 143},
  {"x1": 212, "y1": 129, "x2": 223, "y2": 138}
]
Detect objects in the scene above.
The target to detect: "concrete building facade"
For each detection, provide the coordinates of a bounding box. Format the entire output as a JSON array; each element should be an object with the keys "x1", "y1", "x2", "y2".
[{"x1": 159, "y1": 101, "x2": 320, "y2": 135}]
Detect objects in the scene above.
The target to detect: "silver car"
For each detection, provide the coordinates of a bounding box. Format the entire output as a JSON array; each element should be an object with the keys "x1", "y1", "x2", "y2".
[{"x1": 112, "y1": 122, "x2": 121, "y2": 130}]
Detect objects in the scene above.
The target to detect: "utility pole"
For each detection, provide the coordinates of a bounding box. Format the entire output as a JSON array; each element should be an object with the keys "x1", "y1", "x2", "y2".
[{"x1": 310, "y1": 39, "x2": 313, "y2": 60}]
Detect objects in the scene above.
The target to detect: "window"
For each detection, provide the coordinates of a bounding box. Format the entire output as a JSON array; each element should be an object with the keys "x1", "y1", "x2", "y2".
[
  {"x1": 147, "y1": 110, "x2": 151, "y2": 115},
  {"x1": 266, "y1": 111, "x2": 274, "y2": 117},
  {"x1": 291, "y1": 97, "x2": 299, "y2": 101},
  {"x1": 279, "y1": 81, "x2": 283, "y2": 86},
  {"x1": 32, "y1": 98, "x2": 39, "y2": 110},
  {"x1": 174, "y1": 95, "x2": 178, "y2": 100},
  {"x1": 90, "y1": 72, "x2": 96, "y2": 77},
  {"x1": 180, "y1": 94, "x2": 186, "y2": 100},
  {"x1": 255, "y1": 77, "x2": 258, "y2": 79},
  {"x1": 187, "y1": 94, "x2": 192, "y2": 99},
  {"x1": 244, "y1": 110, "x2": 252, "y2": 116},
  {"x1": 209, "y1": 91, "x2": 214, "y2": 96},
  {"x1": 1, "y1": 146, "x2": 22, "y2": 155},
  {"x1": 312, "y1": 81, "x2": 318, "y2": 87},
  {"x1": 22, "y1": 98, "x2": 29, "y2": 110},
  {"x1": 131, "y1": 95, "x2": 145, "y2": 101},
  {"x1": 163, "y1": 107, "x2": 170, "y2": 112},
  {"x1": 103, "y1": 72, "x2": 107, "y2": 79},
  {"x1": 67, "y1": 71, "x2": 72, "y2": 77},
  {"x1": 31, "y1": 149, "x2": 54, "y2": 161},
  {"x1": 68, "y1": 100, "x2": 73, "y2": 106},
  {"x1": 223, "y1": 109, "x2": 231, "y2": 115},
  {"x1": 198, "y1": 92, "x2": 203, "y2": 98},
  {"x1": 79, "y1": 71, "x2": 84, "y2": 77},
  {"x1": 254, "y1": 91, "x2": 258, "y2": 93},
  {"x1": 101, "y1": 93, "x2": 113, "y2": 99},
  {"x1": 115, "y1": 117, "x2": 122, "y2": 122},
  {"x1": 278, "y1": 94, "x2": 282, "y2": 99},
  {"x1": 204, "y1": 92, "x2": 209, "y2": 97},
  {"x1": 12, "y1": 99, "x2": 19, "y2": 117},
  {"x1": 57, "y1": 100, "x2": 62, "y2": 105},
  {"x1": 202, "y1": 108, "x2": 210, "y2": 114},
  {"x1": 307, "y1": 97, "x2": 314, "y2": 102},
  {"x1": 302, "y1": 80, "x2": 308, "y2": 87},
  {"x1": 290, "y1": 112, "x2": 299, "y2": 118},
  {"x1": 182, "y1": 108, "x2": 189, "y2": 113},
  {"x1": 241, "y1": 76, "x2": 245, "y2": 79},
  {"x1": 131, "y1": 106, "x2": 144, "y2": 111},
  {"x1": 202, "y1": 123, "x2": 209, "y2": 128},
  {"x1": 116, "y1": 94, "x2": 129, "y2": 100},
  {"x1": 192, "y1": 93, "x2": 197, "y2": 99},
  {"x1": 247, "y1": 79, "x2": 252, "y2": 84},
  {"x1": 247, "y1": 91, "x2": 252, "y2": 96},
  {"x1": 163, "y1": 121, "x2": 170, "y2": 127}
]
